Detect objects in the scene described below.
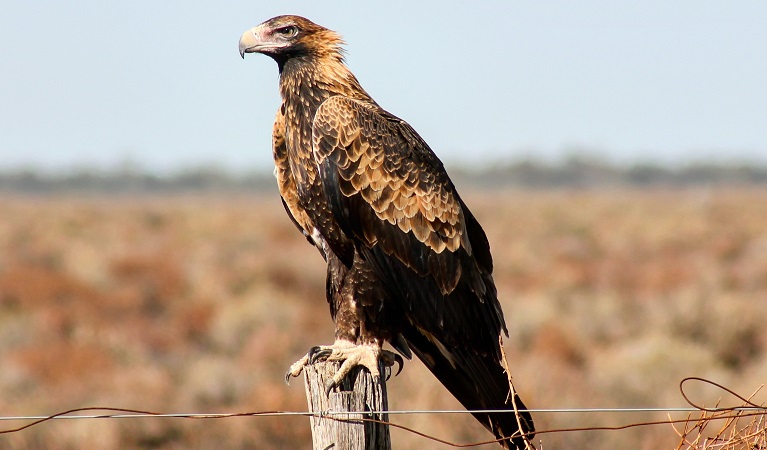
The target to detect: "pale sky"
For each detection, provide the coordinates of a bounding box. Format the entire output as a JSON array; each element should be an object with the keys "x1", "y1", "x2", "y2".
[{"x1": 1, "y1": 1, "x2": 765, "y2": 173}]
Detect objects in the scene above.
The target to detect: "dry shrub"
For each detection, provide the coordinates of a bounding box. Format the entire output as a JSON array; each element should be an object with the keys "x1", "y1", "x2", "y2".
[
  {"x1": 673, "y1": 383, "x2": 766, "y2": 450},
  {"x1": 675, "y1": 409, "x2": 766, "y2": 450}
]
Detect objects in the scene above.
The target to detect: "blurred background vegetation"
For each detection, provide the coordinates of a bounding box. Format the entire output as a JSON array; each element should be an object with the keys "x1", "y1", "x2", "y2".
[
  {"x1": 0, "y1": 162, "x2": 765, "y2": 449},
  {"x1": 2, "y1": 157, "x2": 766, "y2": 194}
]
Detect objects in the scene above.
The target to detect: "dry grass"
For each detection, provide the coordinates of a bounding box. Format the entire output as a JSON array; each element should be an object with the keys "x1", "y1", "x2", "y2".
[
  {"x1": 674, "y1": 401, "x2": 766, "y2": 449},
  {"x1": 0, "y1": 188, "x2": 766, "y2": 449},
  {"x1": 670, "y1": 378, "x2": 766, "y2": 450},
  {"x1": 674, "y1": 408, "x2": 767, "y2": 450}
]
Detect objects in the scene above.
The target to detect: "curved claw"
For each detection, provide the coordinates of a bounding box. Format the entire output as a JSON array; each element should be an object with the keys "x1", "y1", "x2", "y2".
[
  {"x1": 393, "y1": 354, "x2": 404, "y2": 377},
  {"x1": 284, "y1": 371, "x2": 292, "y2": 385},
  {"x1": 308, "y1": 346, "x2": 332, "y2": 364},
  {"x1": 307, "y1": 345, "x2": 321, "y2": 361},
  {"x1": 324, "y1": 379, "x2": 338, "y2": 396},
  {"x1": 383, "y1": 353, "x2": 404, "y2": 381}
]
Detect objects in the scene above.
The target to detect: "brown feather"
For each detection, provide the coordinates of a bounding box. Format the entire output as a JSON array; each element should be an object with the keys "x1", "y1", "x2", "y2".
[{"x1": 242, "y1": 15, "x2": 534, "y2": 448}]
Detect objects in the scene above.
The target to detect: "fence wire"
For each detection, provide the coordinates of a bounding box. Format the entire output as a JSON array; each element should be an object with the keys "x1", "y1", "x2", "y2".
[{"x1": 0, "y1": 377, "x2": 764, "y2": 448}]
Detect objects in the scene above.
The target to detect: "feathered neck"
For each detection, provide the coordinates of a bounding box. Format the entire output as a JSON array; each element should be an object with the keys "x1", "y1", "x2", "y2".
[{"x1": 278, "y1": 52, "x2": 371, "y2": 106}]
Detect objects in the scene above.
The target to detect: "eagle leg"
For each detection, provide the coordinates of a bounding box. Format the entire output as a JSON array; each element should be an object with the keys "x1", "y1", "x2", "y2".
[{"x1": 284, "y1": 340, "x2": 403, "y2": 391}]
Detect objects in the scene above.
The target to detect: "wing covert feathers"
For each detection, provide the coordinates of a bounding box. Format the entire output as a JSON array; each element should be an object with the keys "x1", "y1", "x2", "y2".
[{"x1": 312, "y1": 96, "x2": 470, "y2": 295}]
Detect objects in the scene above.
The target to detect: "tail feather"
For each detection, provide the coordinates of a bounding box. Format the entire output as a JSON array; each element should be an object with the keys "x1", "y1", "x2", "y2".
[{"x1": 402, "y1": 328, "x2": 535, "y2": 449}]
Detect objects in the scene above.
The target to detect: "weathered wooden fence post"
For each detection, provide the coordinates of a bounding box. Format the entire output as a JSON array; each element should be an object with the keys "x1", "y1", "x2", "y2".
[{"x1": 303, "y1": 360, "x2": 392, "y2": 450}]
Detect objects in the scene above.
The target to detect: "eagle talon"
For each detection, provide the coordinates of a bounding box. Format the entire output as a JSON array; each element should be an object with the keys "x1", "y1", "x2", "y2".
[
  {"x1": 324, "y1": 379, "x2": 338, "y2": 396},
  {"x1": 383, "y1": 354, "x2": 404, "y2": 381},
  {"x1": 378, "y1": 350, "x2": 404, "y2": 377},
  {"x1": 285, "y1": 353, "x2": 311, "y2": 383},
  {"x1": 392, "y1": 354, "x2": 404, "y2": 377},
  {"x1": 308, "y1": 346, "x2": 332, "y2": 364}
]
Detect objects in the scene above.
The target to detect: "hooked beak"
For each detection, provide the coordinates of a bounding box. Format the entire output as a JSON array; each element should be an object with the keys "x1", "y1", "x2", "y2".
[
  {"x1": 239, "y1": 25, "x2": 281, "y2": 59},
  {"x1": 239, "y1": 27, "x2": 261, "y2": 59}
]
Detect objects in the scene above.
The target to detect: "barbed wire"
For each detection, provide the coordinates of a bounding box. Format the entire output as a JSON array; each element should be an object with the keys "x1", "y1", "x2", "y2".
[
  {"x1": 2, "y1": 406, "x2": 766, "y2": 422},
  {"x1": 1, "y1": 377, "x2": 764, "y2": 447}
]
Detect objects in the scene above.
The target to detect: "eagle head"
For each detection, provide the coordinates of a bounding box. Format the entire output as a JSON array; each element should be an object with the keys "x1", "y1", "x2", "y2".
[{"x1": 239, "y1": 15, "x2": 344, "y2": 63}]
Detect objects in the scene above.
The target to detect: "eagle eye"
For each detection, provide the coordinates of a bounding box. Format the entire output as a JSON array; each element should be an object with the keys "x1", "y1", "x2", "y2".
[{"x1": 275, "y1": 25, "x2": 299, "y2": 38}]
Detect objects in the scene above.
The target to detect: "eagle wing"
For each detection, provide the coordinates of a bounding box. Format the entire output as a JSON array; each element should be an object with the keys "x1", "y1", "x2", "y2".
[{"x1": 312, "y1": 95, "x2": 507, "y2": 355}]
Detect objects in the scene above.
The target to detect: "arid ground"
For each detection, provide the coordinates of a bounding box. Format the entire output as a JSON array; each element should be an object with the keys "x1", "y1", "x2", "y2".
[{"x1": 1, "y1": 188, "x2": 765, "y2": 449}]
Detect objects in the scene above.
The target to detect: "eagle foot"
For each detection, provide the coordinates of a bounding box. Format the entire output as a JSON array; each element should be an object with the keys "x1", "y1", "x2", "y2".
[{"x1": 284, "y1": 341, "x2": 404, "y2": 391}]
